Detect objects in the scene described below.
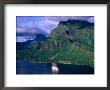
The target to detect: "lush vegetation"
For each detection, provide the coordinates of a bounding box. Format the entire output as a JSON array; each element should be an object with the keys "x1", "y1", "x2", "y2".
[{"x1": 16, "y1": 20, "x2": 94, "y2": 67}]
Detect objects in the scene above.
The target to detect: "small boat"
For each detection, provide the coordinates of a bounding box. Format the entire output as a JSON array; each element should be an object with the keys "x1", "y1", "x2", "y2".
[{"x1": 52, "y1": 63, "x2": 59, "y2": 74}]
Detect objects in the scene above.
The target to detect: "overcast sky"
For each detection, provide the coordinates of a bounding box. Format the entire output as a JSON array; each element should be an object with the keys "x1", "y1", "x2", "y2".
[{"x1": 16, "y1": 16, "x2": 94, "y2": 42}]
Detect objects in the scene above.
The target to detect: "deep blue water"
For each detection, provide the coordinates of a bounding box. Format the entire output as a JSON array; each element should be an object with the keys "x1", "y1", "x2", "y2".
[{"x1": 16, "y1": 60, "x2": 94, "y2": 74}]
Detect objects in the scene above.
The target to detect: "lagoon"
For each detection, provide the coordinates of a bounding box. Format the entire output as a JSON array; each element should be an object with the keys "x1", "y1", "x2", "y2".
[{"x1": 16, "y1": 60, "x2": 94, "y2": 74}]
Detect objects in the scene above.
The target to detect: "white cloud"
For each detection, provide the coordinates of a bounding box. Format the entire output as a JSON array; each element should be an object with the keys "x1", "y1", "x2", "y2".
[
  {"x1": 16, "y1": 26, "x2": 47, "y2": 35},
  {"x1": 16, "y1": 16, "x2": 94, "y2": 42},
  {"x1": 38, "y1": 18, "x2": 59, "y2": 33},
  {"x1": 17, "y1": 16, "x2": 94, "y2": 34},
  {"x1": 16, "y1": 36, "x2": 28, "y2": 42},
  {"x1": 46, "y1": 16, "x2": 94, "y2": 23},
  {"x1": 16, "y1": 36, "x2": 35, "y2": 42},
  {"x1": 17, "y1": 28, "x2": 26, "y2": 33},
  {"x1": 88, "y1": 17, "x2": 94, "y2": 23}
]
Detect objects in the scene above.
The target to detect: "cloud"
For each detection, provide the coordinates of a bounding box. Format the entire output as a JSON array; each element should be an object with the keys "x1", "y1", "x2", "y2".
[
  {"x1": 17, "y1": 16, "x2": 94, "y2": 34},
  {"x1": 17, "y1": 27, "x2": 43, "y2": 34},
  {"x1": 16, "y1": 36, "x2": 29, "y2": 42},
  {"x1": 16, "y1": 16, "x2": 94, "y2": 42},
  {"x1": 38, "y1": 18, "x2": 59, "y2": 34},
  {"x1": 88, "y1": 17, "x2": 94, "y2": 23},
  {"x1": 16, "y1": 36, "x2": 36, "y2": 42},
  {"x1": 46, "y1": 16, "x2": 94, "y2": 23}
]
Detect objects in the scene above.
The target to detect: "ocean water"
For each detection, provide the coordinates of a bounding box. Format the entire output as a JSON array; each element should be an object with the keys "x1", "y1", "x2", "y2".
[{"x1": 16, "y1": 60, "x2": 94, "y2": 74}]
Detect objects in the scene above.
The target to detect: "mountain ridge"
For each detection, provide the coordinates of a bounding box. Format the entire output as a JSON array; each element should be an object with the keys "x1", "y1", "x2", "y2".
[{"x1": 16, "y1": 19, "x2": 94, "y2": 67}]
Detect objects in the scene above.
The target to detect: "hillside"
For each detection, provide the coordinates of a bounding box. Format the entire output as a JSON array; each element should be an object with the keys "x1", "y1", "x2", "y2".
[{"x1": 16, "y1": 20, "x2": 94, "y2": 67}]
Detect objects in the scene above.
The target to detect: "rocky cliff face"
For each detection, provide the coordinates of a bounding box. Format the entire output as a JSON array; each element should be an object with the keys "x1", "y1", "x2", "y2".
[
  {"x1": 17, "y1": 20, "x2": 94, "y2": 51},
  {"x1": 48, "y1": 20, "x2": 94, "y2": 51},
  {"x1": 16, "y1": 20, "x2": 94, "y2": 67}
]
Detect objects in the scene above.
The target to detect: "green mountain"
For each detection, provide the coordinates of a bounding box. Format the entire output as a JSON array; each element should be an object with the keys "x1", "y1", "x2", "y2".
[{"x1": 16, "y1": 20, "x2": 94, "y2": 67}]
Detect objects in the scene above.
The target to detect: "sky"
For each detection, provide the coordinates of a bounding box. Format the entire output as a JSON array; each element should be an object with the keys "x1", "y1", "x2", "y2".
[{"x1": 16, "y1": 16, "x2": 94, "y2": 42}]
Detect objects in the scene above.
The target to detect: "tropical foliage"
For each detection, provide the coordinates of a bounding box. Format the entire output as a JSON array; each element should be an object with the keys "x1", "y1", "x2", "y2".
[{"x1": 16, "y1": 20, "x2": 94, "y2": 67}]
